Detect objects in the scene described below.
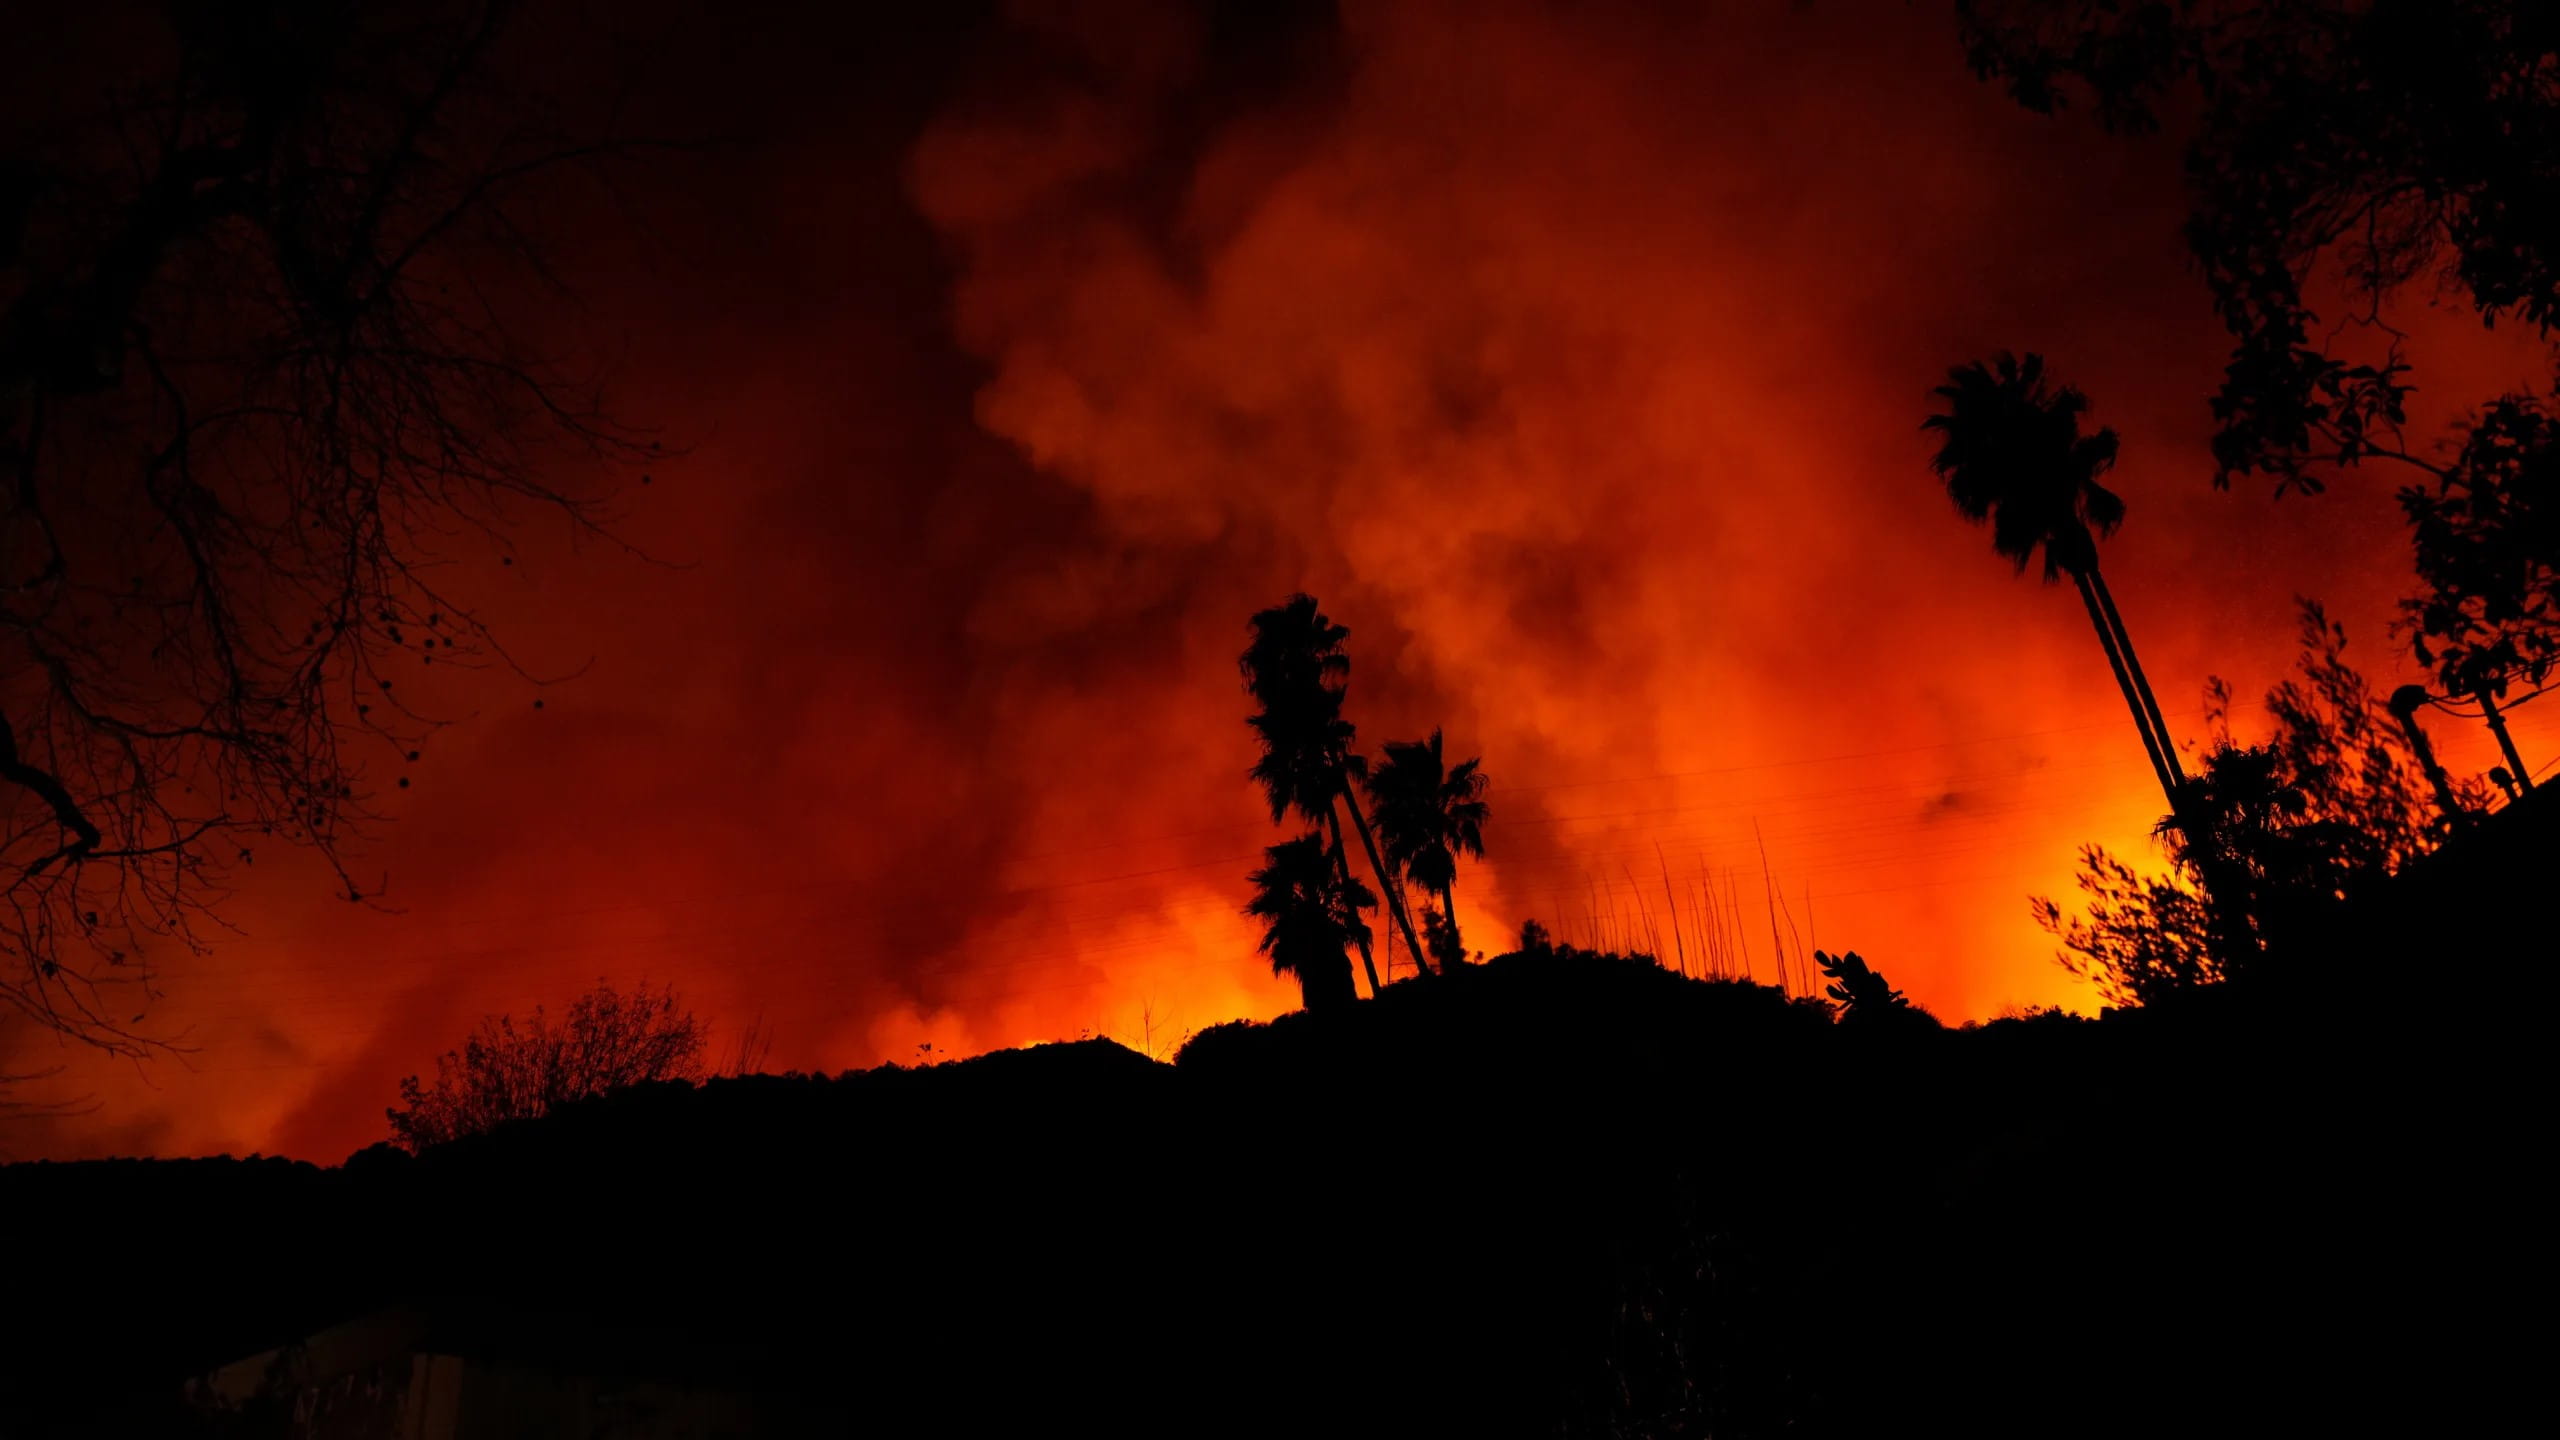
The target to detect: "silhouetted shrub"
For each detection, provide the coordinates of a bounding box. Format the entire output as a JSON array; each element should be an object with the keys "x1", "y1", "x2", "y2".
[
  {"x1": 1817, "y1": 950, "x2": 1942, "y2": 1032},
  {"x1": 386, "y1": 980, "x2": 708, "y2": 1150}
]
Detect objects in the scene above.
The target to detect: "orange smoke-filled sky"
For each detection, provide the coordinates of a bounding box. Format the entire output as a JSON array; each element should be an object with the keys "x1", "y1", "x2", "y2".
[{"x1": 10, "y1": 0, "x2": 2553, "y2": 1160}]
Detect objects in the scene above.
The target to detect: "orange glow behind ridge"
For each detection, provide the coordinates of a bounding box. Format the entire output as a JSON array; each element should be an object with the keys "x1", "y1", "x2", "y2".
[{"x1": 11, "y1": 0, "x2": 2556, "y2": 1161}]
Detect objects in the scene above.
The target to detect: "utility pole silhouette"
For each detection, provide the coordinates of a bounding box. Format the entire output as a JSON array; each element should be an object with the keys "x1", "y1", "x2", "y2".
[
  {"x1": 2389, "y1": 685, "x2": 2468, "y2": 825},
  {"x1": 2473, "y1": 688, "x2": 2535, "y2": 796}
]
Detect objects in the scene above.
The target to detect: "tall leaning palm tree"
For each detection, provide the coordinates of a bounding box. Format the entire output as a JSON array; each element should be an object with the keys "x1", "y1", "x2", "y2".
[
  {"x1": 1363, "y1": 730, "x2": 1489, "y2": 969},
  {"x1": 1241, "y1": 595, "x2": 1430, "y2": 990},
  {"x1": 1925, "y1": 352, "x2": 2185, "y2": 808},
  {"x1": 1244, "y1": 834, "x2": 1372, "y2": 1012}
]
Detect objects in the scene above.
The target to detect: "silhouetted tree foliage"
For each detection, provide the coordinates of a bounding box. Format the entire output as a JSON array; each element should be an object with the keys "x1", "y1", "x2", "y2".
[
  {"x1": 1244, "y1": 833, "x2": 1372, "y2": 1014},
  {"x1": 1422, "y1": 905, "x2": 1465, "y2": 973},
  {"x1": 2037, "y1": 843, "x2": 2222, "y2": 1008},
  {"x1": 1956, "y1": 1, "x2": 2560, "y2": 695},
  {"x1": 1925, "y1": 353, "x2": 2123, "y2": 583},
  {"x1": 1362, "y1": 728, "x2": 1488, "y2": 968},
  {"x1": 1, "y1": 3, "x2": 648, "y2": 1055},
  {"x1": 1957, "y1": 1, "x2": 2560, "y2": 484},
  {"x1": 1240, "y1": 595, "x2": 1426, "y2": 990},
  {"x1": 2250, "y1": 600, "x2": 2462, "y2": 863},
  {"x1": 2037, "y1": 602, "x2": 2454, "y2": 1003},
  {"x1": 1242, "y1": 595, "x2": 1357, "y2": 828},
  {"x1": 386, "y1": 980, "x2": 706, "y2": 1150},
  {"x1": 1926, "y1": 351, "x2": 2185, "y2": 806},
  {"x1": 2165, "y1": 742, "x2": 2349, "y2": 965},
  {"x1": 1815, "y1": 950, "x2": 1936, "y2": 1030},
  {"x1": 2403, "y1": 398, "x2": 2560, "y2": 694}
]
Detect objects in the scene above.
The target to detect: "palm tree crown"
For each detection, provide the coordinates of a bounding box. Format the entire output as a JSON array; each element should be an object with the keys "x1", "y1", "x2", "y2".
[
  {"x1": 1241, "y1": 593, "x2": 1350, "y2": 712},
  {"x1": 1243, "y1": 594, "x2": 1356, "y2": 825},
  {"x1": 1238, "y1": 592, "x2": 1434, "y2": 986},
  {"x1": 1924, "y1": 348, "x2": 2188, "y2": 811},
  {"x1": 1925, "y1": 351, "x2": 2125, "y2": 580},
  {"x1": 1363, "y1": 730, "x2": 1488, "y2": 899},
  {"x1": 1244, "y1": 833, "x2": 1373, "y2": 1012}
]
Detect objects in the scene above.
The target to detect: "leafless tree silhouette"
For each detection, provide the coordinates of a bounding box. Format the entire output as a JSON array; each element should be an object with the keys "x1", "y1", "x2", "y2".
[
  {"x1": 2, "y1": 3, "x2": 654, "y2": 1055},
  {"x1": 387, "y1": 979, "x2": 708, "y2": 1150}
]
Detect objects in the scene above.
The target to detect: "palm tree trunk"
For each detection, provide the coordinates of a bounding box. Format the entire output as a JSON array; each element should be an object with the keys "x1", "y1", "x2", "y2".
[
  {"x1": 1440, "y1": 883, "x2": 1464, "y2": 968},
  {"x1": 2087, "y1": 566, "x2": 2186, "y2": 790},
  {"x1": 1322, "y1": 802, "x2": 1386, "y2": 998},
  {"x1": 2084, "y1": 569, "x2": 2258, "y2": 968},
  {"x1": 2074, "y1": 568, "x2": 2178, "y2": 807},
  {"x1": 1343, "y1": 787, "x2": 1432, "y2": 978}
]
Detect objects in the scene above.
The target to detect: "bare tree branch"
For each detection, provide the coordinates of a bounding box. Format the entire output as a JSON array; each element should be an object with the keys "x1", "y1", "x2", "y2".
[{"x1": 1, "y1": 2, "x2": 651, "y2": 1061}]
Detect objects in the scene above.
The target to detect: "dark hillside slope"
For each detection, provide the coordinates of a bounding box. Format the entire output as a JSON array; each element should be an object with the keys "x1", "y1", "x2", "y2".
[{"x1": 1, "y1": 950, "x2": 2539, "y2": 1437}]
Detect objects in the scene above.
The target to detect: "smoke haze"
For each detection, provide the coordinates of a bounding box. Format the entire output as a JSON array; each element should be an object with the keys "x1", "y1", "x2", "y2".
[{"x1": 10, "y1": 0, "x2": 2549, "y2": 1160}]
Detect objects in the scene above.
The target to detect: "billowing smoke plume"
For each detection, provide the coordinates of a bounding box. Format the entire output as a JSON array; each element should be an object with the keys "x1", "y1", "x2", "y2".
[{"x1": 13, "y1": 0, "x2": 2541, "y2": 1161}]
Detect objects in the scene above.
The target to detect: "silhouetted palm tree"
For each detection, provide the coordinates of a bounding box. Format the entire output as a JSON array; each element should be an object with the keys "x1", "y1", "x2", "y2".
[
  {"x1": 1244, "y1": 834, "x2": 1372, "y2": 1012},
  {"x1": 1363, "y1": 730, "x2": 1489, "y2": 969},
  {"x1": 1241, "y1": 595, "x2": 1431, "y2": 990},
  {"x1": 1926, "y1": 352, "x2": 2185, "y2": 806}
]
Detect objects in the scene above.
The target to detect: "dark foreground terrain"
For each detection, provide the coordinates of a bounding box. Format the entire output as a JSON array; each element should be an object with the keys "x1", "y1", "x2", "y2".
[
  {"x1": 14, "y1": 774, "x2": 2560, "y2": 1440},
  {"x1": 2, "y1": 925, "x2": 2543, "y2": 1439}
]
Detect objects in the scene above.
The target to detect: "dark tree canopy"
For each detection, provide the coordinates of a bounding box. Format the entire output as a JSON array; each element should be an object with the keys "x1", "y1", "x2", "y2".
[
  {"x1": 1957, "y1": 1, "x2": 2560, "y2": 695},
  {"x1": 2052, "y1": 733, "x2": 2394, "y2": 1001},
  {"x1": 1959, "y1": 1, "x2": 2560, "y2": 487},
  {"x1": 2037, "y1": 603, "x2": 2453, "y2": 1004},
  {"x1": 2250, "y1": 600, "x2": 2457, "y2": 868},
  {"x1": 2, "y1": 2, "x2": 644, "y2": 1052},
  {"x1": 2402, "y1": 399, "x2": 2560, "y2": 693}
]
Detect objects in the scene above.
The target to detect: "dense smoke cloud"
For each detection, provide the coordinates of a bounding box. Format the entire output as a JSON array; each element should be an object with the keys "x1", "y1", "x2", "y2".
[{"x1": 11, "y1": 0, "x2": 2545, "y2": 1161}]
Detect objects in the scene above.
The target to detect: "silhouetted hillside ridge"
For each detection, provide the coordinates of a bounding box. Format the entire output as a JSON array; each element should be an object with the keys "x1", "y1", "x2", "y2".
[{"x1": 1, "y1": 947, "x2": 2540, "y2": 1438}]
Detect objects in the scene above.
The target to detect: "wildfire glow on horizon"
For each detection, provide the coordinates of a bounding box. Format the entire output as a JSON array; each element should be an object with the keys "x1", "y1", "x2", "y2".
[{"x1": 8, "y1": 0, "x2": 2554, "y2": 1162}]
